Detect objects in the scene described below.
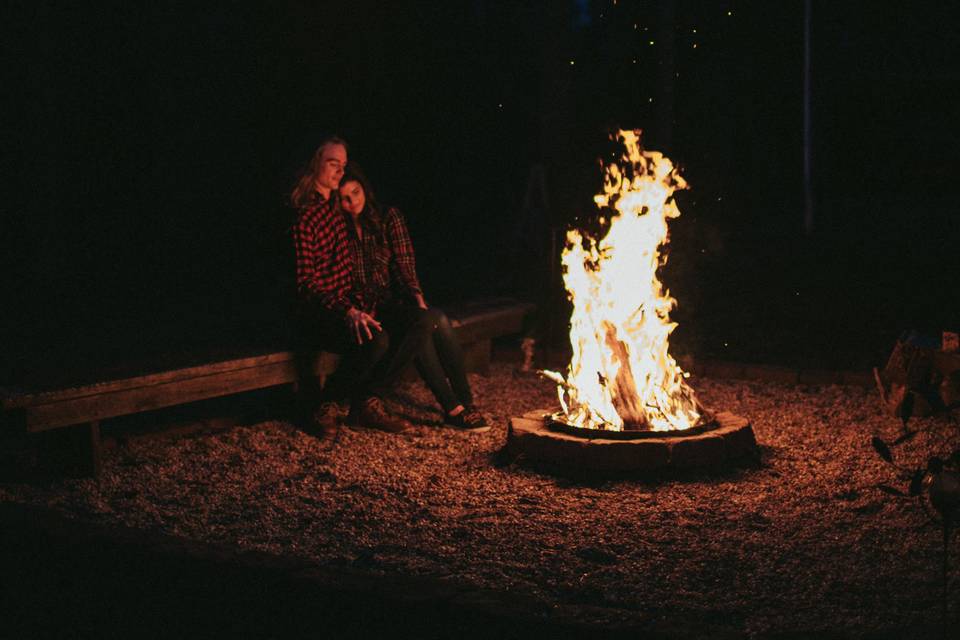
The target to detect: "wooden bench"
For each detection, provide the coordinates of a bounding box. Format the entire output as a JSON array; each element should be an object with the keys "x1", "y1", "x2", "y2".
[{"x1": 0, "y1": 299, "x2": 535, "y2": 477}]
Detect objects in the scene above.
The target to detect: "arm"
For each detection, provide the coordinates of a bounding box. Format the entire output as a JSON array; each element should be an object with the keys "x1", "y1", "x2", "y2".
[
  {"x1": 294, "y1": 202, "x2": 382, "y2": 343},
  {"x1": 384, "y1": 207, "x2": 426, "y2": 307},
  {"x1": 293, "y1": 201, "x2": 354, "y2": 317}
]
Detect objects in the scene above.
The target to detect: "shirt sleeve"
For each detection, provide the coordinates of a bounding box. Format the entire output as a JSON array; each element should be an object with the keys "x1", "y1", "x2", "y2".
[
  {"x1": 384, "y1": 207, "x2": 423, "y2": 301},
  {"x1": 293, "y1": 200, "x2": 354, "y2": 316}
]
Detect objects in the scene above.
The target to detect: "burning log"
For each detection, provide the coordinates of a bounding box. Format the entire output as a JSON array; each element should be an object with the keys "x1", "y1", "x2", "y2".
[{"x1": 600, "y1": 321, "x2": 649, "y2": 430}]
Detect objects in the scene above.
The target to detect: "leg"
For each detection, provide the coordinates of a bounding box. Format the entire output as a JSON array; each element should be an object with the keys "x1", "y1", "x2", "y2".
[
  {"x1": 412, "y1": 312, "x2": 461, "y2": 413},
  {"x1": 367, "y1": 306, "x2": 431, "y2": 399},
  {"x1": 292, "y1": 344, "x2": 324, "y2": 423},
  {"x1": 292, "y1": 305, "x2": 377, "y2": 438},
  {"x1": 292, "y1": 307, "x2": 345, "y2": 424},
  {"x1": 346, "y1": 326, "x2": 417, "y2": 433},
  {"x1": 86, "y1": 421, "x2": 102, "y2": 479},
  {"x1": 342, "y1": 328, "x2": 391, "y2": 402},
  {"x1": 428, "y1": 309, "x2": 488, "y2": 430},
  {"x1": 426, "y1": 309, "x2": 474, "y2": 406}
]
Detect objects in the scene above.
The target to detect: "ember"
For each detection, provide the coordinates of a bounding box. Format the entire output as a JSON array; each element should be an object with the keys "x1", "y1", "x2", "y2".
[{"x1": 544, "y1": 130, "x2": 705, "y2": 432}]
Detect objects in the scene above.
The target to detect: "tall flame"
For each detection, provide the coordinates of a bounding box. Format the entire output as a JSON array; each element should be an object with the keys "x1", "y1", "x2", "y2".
[{"x1": 546, "y1": 130, "x2": 702, "y2": 432}]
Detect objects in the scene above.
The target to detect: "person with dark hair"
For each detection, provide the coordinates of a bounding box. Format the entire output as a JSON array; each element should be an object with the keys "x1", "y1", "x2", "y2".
[
  {"x1": 338, "y1": 164, "x2": 488, "y2": 431},
  {"x1": 291, "y1": 137, "x2": 427, "y2": 437}
]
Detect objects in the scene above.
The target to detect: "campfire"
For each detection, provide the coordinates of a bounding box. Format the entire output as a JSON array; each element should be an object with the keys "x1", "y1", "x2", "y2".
[
  {"x1": 510, "y1": 130, "x2": 756, "y2": 473},
  {"x1": 543, "y1": 129, "x2": 708, "y2": 433}
]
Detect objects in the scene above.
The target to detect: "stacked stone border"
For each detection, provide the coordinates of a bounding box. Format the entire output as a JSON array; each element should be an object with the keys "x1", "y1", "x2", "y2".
[{"x1": 506, "y1": 410, "x2": 757, "y2": 475}]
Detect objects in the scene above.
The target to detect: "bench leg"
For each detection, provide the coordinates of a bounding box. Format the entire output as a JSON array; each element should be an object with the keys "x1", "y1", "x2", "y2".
[
  {"x1": 38, "y1": 420, "x2": 102, "y2": 479},
  {"x1": 85, "y1": 421, "x2": 103, "y2": 479}
]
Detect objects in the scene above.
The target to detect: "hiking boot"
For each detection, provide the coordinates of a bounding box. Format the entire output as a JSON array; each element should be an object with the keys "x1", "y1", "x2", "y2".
[
  {"x1": 350, "y1": 397, "x2": 413, "y2": 433},
  {"x1": 311, "y1": 402, "x2": 341, "y2": 441},
  {"x1": 444, "y1": 405, "x2": 490, "y2": 432}
]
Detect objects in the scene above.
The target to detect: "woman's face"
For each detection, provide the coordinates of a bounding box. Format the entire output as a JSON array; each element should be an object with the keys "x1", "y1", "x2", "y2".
[{"x1": 340, "y1": 179, "x2": 366, "y2": 216}]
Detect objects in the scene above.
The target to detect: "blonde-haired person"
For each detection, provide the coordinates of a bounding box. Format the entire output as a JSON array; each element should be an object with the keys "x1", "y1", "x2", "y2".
[{"x1": 290, "y1": 137, "x2": 427, "y2": 438}]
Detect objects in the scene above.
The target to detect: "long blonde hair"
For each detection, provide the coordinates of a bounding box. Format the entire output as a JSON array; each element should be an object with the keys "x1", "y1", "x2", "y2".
[{"x1": 290, "y1": 136, "x2": 348, "y2": 208}]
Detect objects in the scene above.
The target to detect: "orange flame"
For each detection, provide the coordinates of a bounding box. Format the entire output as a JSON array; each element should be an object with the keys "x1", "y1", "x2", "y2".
[{"x1": 545, "y1": 130, "x2": 702, "y2": 431}]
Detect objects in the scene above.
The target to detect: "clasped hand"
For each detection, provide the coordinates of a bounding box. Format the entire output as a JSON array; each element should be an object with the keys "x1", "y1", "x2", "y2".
[{"x1": 346, "y1": 307, "x2": 382, "y2": 344}]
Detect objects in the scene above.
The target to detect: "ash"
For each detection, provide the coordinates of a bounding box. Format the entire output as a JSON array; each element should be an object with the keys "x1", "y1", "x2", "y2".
[{"x1": 1, "y1": 363, "x2": 957, "y2": 637}]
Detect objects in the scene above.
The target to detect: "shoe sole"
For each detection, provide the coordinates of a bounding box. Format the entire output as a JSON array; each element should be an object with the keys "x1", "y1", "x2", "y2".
[
  {"x1": 372, "y1": 426, "x2": 414, "y2": 434},
  {"x1": 445, "y1": 423, "x2": 491, "y2": 433},
  {"x1": 360, "y1": 420, "x2": 415, "y2": 434}
]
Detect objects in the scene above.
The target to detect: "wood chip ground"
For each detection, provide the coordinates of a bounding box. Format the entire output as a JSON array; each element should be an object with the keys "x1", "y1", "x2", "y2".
[{"x1": 2, "y1": 363, "x2": 958, "y2": 637}]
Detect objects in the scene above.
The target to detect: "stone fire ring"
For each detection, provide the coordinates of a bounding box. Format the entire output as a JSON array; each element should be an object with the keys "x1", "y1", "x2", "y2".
[{"x1": 506, "y1": 410, "x2": 757, "y2": 475}]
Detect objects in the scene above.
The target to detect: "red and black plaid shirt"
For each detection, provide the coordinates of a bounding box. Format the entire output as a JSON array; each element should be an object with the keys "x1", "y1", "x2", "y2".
[
  {"x1": 292, "y1": 192, "x2": 355, "y2": 316},
  {"x1": 385, "y1": 207, "x2": 422, "y2": 302},
  {"x1": 343, "y1": 207, "x2": 423, "y2": 313}
]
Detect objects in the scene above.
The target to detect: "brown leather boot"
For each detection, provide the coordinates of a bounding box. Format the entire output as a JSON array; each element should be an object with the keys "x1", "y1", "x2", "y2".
[{"x1": 351, "y1": 397, "x2": 413, "y2": 433}]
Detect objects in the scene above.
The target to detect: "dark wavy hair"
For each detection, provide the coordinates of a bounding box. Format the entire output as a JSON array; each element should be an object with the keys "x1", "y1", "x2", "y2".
[
  {"x1": 340, "y1": 162, "x2": 386, "y2": 245},
  {"x1": 290, "y1": 136, "x2": 349, "y2": 208}
]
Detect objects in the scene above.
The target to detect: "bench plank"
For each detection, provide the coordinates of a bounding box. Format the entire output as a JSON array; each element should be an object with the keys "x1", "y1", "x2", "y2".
[
  {"x1": 13, "y1": 354, "x2": 340, "y2": 433},
  {"x1": 20, "y1": 362, "x2": 293, "y2": 432},
  {"x1": 3, "y1": 300, "x2": 534, "y2": 435},
  {"x1": 2, "y1": 350, "x2": 295, "y2": 409},
  {"x1": 450, "y1": 304, "x2": 533, "y2": 345}
]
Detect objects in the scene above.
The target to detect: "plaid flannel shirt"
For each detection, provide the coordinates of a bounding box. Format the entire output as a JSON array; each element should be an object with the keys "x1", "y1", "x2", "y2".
[
  {"x1": 385, "y1": 207, "x2": 423, "y2": 303},
  {"x1": 292, "y1": 192, "x2": 355, "y2": 317},
  {"x1": 343, "y1": 207, "x2": 423, "y2": 314}
]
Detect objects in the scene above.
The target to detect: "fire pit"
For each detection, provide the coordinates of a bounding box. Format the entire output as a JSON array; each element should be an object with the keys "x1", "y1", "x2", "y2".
[
  {"x1": 510, "y1": 130, "x2": 757, "y2": 474},
  {"x1": 506, "y1": 409, "x2": 756, "y2": 474}
]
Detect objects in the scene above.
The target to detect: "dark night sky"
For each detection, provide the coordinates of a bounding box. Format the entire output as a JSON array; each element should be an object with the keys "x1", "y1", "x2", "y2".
[{"x1": 4, "y1": 1, "x2": 959, "y2": 383}]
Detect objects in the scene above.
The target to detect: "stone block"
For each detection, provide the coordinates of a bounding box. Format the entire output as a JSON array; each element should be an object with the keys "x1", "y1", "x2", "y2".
[
  {"x1": 580, "y1": 438, "x2": 669, "y2": 473},
  {"x1": 717, "y1": 418, "x2": 758, "y2": 460},
  {"x1": 669, "y1": 433, "x2": 726, "y2": 469}
]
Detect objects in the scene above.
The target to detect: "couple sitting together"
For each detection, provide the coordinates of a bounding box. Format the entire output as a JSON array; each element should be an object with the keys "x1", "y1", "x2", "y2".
[{"x1": 291, "y1": 136, "x2": 488, "y2": 439}]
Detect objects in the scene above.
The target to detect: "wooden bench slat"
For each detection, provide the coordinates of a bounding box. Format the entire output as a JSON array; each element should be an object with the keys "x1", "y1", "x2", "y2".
[
  {"x1": 448, "y1": 302, "x2": 535, "y2": 327},
  {"x1": 449, "y1": 303, "x2": 534, "y2": 342},
  {"x1": 20, "y1": 353, "x2": 340, "y2": 432},
  {"x1": 22, "y1": 362, "x2": 296, "y2": 432},
  {"x1": 2, "y1": 351, "x2": 297, "y2": 409}
]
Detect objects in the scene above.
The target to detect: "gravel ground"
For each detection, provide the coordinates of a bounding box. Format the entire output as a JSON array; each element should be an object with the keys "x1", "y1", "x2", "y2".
[{"x1": 2, "y1": 363, "x2": 958, "y2": 637}]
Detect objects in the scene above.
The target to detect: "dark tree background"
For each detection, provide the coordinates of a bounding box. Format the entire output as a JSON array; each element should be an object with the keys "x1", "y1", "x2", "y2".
[{"x1": 4, "y1": 1, "x2": 959, "y2": 385}]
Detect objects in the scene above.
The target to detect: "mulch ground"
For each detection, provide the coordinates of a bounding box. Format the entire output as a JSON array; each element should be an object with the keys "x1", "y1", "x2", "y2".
[{"x1": 2, "y1": 363, "x2": 958, "y2": 638}]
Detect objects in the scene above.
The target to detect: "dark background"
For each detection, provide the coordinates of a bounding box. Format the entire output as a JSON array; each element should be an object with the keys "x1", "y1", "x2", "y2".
[{"x1": 4, "y1": 0, "x2": 959, "y2": 386}]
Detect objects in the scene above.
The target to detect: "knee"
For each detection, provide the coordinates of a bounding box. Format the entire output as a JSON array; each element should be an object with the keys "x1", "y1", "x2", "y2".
[
  {"x1": 422, "y1": 308, "x2": 451, "y2": 332},
  {"x1": 367, "y1": 329, "x2": 390, "y2": 357}
]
